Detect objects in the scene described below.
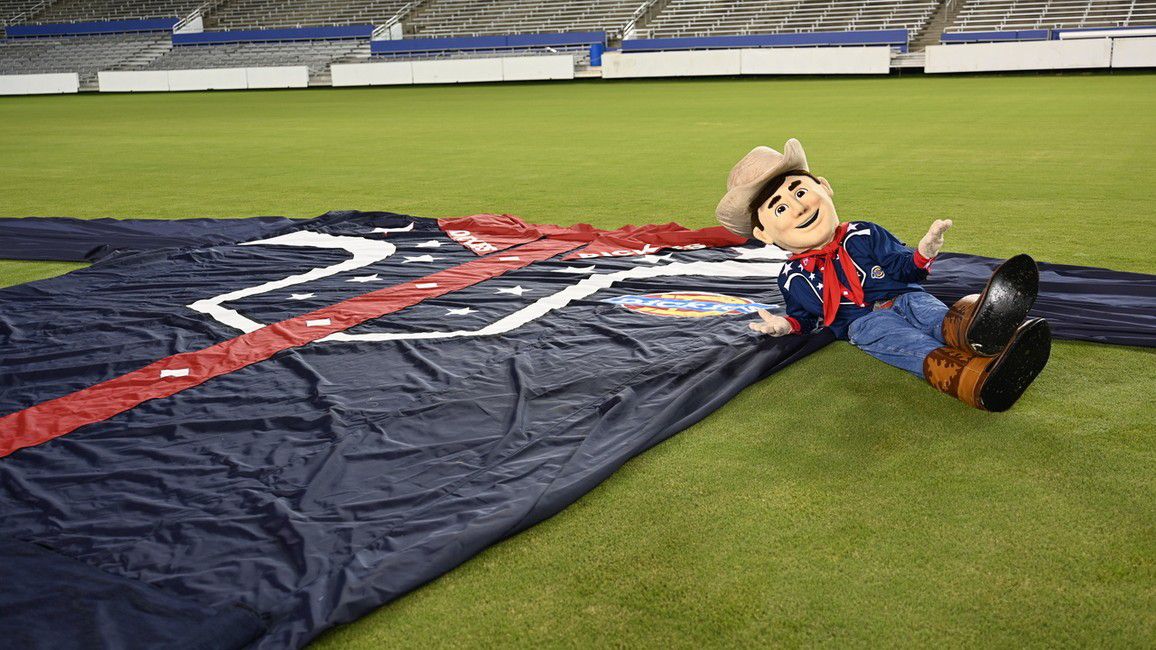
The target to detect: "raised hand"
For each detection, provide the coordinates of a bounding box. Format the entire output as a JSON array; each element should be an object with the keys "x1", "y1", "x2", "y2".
[
  {"x1": 749, "y1": 308, "x2": 793, "y2": 336},
  {"x1": 918, "y1": 219, "x2": 953, "y2": 259}
]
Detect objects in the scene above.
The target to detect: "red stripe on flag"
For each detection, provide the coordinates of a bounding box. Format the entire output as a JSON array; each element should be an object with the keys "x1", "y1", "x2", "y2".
[{"x1": 0, "y1": 238, "x2": 579, "y2": 458}]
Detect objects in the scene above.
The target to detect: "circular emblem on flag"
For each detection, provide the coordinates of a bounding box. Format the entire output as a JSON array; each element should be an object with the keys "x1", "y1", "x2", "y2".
[{"x1": 606, "y1": 291, "x2": 772, "y2": 318}]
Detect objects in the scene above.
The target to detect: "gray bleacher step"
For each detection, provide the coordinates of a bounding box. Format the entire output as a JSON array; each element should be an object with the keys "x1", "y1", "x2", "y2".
[{"x1": 891, "y1": 51, "x2": 926, "y2": 69}]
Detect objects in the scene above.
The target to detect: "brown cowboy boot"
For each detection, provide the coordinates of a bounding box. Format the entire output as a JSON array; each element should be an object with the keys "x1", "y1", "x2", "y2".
[
  {"x1": 924, "y1": 318, "x2": 1051, "y2": 412},
  {"x1": 943, "y1": 254, "x2": 1039, "y2": 356}
]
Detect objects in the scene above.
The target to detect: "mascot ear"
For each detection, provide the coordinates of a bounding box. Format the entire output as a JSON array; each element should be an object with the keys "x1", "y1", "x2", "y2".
[
  {"x1": 817, "y1": 176, "x2": 834, "y2": 197},
  {"x1": 751, "y1": 225, "x2": 775, "y2": 246}
]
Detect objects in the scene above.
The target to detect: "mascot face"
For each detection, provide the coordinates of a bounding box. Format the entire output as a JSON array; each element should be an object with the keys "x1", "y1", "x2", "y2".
[{"x1": 751, "y1": 174, "x2": 839, "y2": 253}]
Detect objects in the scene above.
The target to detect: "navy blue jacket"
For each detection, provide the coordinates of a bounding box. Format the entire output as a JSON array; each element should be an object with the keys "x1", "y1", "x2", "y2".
[{"x1": 777, "y1": 221, "x2": 931, "y2": 338}]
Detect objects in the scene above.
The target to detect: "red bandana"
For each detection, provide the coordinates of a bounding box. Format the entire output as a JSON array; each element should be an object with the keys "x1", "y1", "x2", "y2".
[{"x1": 788, "y1": 223, "x2": 866, "y2": 326}]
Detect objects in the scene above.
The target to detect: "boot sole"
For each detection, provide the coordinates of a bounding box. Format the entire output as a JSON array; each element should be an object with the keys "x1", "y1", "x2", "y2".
[
  {"x1": 968, "y1": 253, "x2": 1039, "y2": 356},
  {"x1": 979, "y1": 318, "x2": 1051, "y2": 412}
]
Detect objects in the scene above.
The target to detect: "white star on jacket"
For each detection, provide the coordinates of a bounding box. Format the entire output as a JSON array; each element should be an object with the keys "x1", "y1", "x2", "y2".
[
  {"x1": 446, "y1": 307, "x2": 477, "y2": 316},
  {"x1": 415, "y1": 240, "x2": 443, "y2": 248},
  {"x1": 289, "y1": 293, "x2": 315, "y2": 300},
  {"x1": 348, "y1": 274, "x2": 380, "y2": 283},
  {"x1": 496, "y1": 286, "x2": 530, "y2": 296},
  {"x1": 402, "y1": 255, "x2": 440, "y2": 264}
]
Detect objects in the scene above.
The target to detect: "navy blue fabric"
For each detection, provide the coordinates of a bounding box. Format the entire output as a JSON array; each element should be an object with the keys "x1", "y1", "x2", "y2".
[
  {"x1": 0, "y1": 216, "x2": 298, "y2": 262},
  {"x1": 0, "y1": 537, "x2": 264, "y2": 650},
  {"x1": 0, "y1": 211, "x2": 826, "y2": 649},
  {"x1": 924, "y1": 253, "x2": 1156, "y2": 348},
  {"x1": 0, "y1": 212, "x2": 1151, "y2": 649}
]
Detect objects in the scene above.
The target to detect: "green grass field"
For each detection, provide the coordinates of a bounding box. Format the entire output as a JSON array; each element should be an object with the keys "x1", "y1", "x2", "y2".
[{"x1": 1, "y1": 74, "x2": 1154, "y2": 647}]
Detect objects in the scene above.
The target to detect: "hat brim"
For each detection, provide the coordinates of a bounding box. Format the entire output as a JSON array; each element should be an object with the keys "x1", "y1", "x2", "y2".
[{"x1": 715, "y1": 138, "x2": 810, "y2": 239}]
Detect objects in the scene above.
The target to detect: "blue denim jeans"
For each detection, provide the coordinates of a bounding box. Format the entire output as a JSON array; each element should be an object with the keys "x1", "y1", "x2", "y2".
[{"x1": 847, "y1": 291, "x2": 948, "y2": 378}]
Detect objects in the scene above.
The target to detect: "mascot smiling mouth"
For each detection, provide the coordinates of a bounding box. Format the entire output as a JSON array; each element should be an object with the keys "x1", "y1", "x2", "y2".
[{"x1": 796, "y1": 209, "x2": 820, "y2": 229}]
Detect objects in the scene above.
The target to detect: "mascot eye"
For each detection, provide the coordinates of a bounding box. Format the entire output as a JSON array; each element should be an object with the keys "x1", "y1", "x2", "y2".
[
  {"x1": 796, "y1": 189, "x2": 807, "y2": 198},
  {"x1": 775, "y1": 204, "x2": 787, "y2": 215}
]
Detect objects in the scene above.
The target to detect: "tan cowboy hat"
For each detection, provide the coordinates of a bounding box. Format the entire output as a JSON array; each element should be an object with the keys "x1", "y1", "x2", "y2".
[{"x1": 715, "y1": 138, "x2": 810, "y2": 238}]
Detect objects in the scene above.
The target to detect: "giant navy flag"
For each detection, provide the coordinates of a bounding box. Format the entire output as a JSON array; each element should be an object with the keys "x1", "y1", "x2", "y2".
[{"x1": 0, "y1": 211, "x2": 1151, "y2": 649}]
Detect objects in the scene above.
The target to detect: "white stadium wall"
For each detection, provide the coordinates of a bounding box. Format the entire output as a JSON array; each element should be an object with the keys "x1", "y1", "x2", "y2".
[
  {"x1": 739, "y1": 46, "x2": 891, "y2": 74},
  {"x1": 599, "y1": 50, "x2": 740, "y2": 78},
  {"x1": 411, "y1": 57, "x2": 504, "y2": 84},
  {"x1": 331, "y1": 60, "x2": 413, "y2": 86},
  {"x1": 924, "y1": 39, "x2": 1112, "y2": 73},
  {"x1": 98, "y1": 70, "x2": 170, "y2": 92},
  {"x1": 0, "y1": 72, "x2": 79, "y2": 95},
  {"x1": 599, "y1": 46, "x2": 890, "y2": 79},
  {"x1": 500, "y1": 55, "x2": 574, "y2": 81},
  {"x1": 98, "y1": 66, "x2": 308, "y2": 92},
  {"x1": 244, "y1": 66, "x2": 309, "y2": 89},
  {"x1": 330, "y1": 54, "x2": 574, "y2": 87},
  {"x1": 1111, "y1": 36, "x2": 1156, "y2": 68},
  {"x1": 166, "y1": 67, "x2": 248, "y2": 91}
]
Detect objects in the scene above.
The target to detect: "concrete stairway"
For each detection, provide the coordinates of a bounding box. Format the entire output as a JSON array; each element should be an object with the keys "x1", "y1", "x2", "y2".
[
  {"x1": 910, "y1": 0, "x2": 966, "y2": 52},
  {"x1": 310, "y1": 39, "x2": 369, "y2": 86}
]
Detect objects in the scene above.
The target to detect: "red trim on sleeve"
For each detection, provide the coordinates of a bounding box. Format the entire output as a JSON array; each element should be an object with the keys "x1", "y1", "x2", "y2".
[
  {"x1": 913, "y1": 249, "x2": 935, "y2": 270},
  {"x1": 784, "y1": 316, "x2": 802, "y2": 334}
]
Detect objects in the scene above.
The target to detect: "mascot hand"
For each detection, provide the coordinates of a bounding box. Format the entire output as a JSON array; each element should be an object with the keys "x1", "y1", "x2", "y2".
[
  {"x1": 750, "y1": 309, "x2": 793, "y2": 336},
  {"x1": 918, "y1": 219, "x2": 953, "y2": 259}
]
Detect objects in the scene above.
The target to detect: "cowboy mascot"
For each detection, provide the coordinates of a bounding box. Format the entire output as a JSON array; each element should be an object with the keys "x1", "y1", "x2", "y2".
[{"x1": 716, "y1": 139, "x2": 1051, "y2": 411}]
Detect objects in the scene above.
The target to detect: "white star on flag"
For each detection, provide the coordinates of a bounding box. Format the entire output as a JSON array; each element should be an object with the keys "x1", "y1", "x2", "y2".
[
  {"x1": 496, "y1": 285, "x2": 529, "y2": 296},
  {"x1": 348, "y1": 274, "x2": 380, "y2": 283},
  {"x1": 446, "y1": 307, "x2": 476, "y2": 316},
  {"x1": 402, "y1": 255, "x2": 440, "y2": 264},
  {"x1": 551, "y1": 265, "x2": 597, "y2": 274},
  {"x1": 415, "y1": 240, "x2": 443, "y2": 248},
  {"x1": 640, "y1": 253, "x2": 674, "y2": 264},
  {"x1": 371, "y1": 223, "x2": 414, "y2": 234},
  {"x1": 290, "y1": 293, "x2": 315, "y2": 300}
]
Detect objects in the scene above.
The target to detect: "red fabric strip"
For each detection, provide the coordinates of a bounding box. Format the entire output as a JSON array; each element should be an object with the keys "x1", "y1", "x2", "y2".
[
  {"x1": 0, "y1": 238, "x2": 580, "y2": 458},
  {"x1": 439, "y1": 214, "x2": 747, "y2": 260}
]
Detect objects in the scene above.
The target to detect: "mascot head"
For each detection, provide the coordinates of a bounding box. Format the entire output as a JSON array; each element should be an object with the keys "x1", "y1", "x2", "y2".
[{"x1": 715, "y1": 138, "x2": 839, "y2": 253}]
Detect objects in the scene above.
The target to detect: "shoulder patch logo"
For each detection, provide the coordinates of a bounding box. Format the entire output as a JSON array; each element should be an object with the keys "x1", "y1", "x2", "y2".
[{"x1": 871, "y1": 265, "x2": 885, "y2": 279}]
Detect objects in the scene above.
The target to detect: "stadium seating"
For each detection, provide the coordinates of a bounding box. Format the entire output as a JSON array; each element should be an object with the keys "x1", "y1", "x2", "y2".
[
  {"x1": 204, "y1": 0, "x2": 410, "y2": 31},
  {"x1": 0, "y1": 32, "x2": 169, "y2": 86},
  {"x1": 1, "y1": 0, "x2": 46, "y2": 24},
  {"x1": 2, "y1": 0, "x2": 1154, "y2": 92},
  {"x1": 945, "y1": 0, "x2": 1156, "y2": 32},
  {"x1": 406, "y1": 0, "x2": 641, "y2": 38},
  {"x1": 640, "y1": 0, "x2": 940, "y2": 39},
  {"x1": 20, "y1": 0, "x2": 203, "y2": 24},
  {"x1": 144, "y1": 39, "x2": 364, "y2": 79}
]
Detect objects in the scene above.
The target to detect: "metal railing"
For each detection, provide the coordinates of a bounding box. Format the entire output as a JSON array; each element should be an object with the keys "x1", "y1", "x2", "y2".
[
  {"x1": 621, "y1": 0, "x2": 662, "y2": 39},
  {"x1": 373, "y1": 0, "x2": 425, "y2": 40},
  {"x1": 5, "y1": 0, "x2": 53, "y2": 27},
  {"x1": 174, "y1": 0, "x2": 227, "y2": 33}
]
